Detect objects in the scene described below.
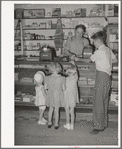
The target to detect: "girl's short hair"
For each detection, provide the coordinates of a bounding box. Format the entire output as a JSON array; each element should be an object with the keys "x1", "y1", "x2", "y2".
[
  {"x1": 91, "y1": 31, "x2": 106, "y2": 43},
  {"x1": 75, "y1": 24, "x2": 86, "y2": 32},
  {"x1": 66, "y1": 64, "x2": 77, "y2": 76},
  {"x1": 48, "y1": 62, "x2": 62, "y2": 73}
]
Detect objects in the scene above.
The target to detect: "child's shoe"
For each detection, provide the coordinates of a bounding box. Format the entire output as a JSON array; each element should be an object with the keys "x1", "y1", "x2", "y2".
[
  {"x1": 70, "y1": 124, "x2": 74, "y2": 130},
  {"x1": 64, "y1": 123, "x2": 70, "y2": 130},
  {"x1": 42, "y1": 117, "x2": 47, "y2": 123},
  {"x1": 38, "y1": 120, "x2": 46, "y2": 125}
]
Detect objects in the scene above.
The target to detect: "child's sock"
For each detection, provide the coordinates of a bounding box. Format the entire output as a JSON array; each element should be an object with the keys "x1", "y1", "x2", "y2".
[
  {"x1": 42, "y1": 117, "x2": 47, "y2": 123},
  {"x1": 70, "y1": 124, "x2": 74, "y2": 130},
  {"x1": 64, "y1": 123, "x2": 70, "y2": 130}
]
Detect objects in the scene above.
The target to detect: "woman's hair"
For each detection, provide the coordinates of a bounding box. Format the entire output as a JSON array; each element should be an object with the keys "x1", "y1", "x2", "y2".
[
  {"x1": 75, "y1": 24, "x2": 86, "y2": 32},
  {"x1": 91, "y1": 31, "x2": 106, "y2": 43},
  {"x1": 66, "y1": 64, "x2": 77, "y2": 76},
  {"x1": 48, "y1": 62, "x2": 62, "y2": 74}
]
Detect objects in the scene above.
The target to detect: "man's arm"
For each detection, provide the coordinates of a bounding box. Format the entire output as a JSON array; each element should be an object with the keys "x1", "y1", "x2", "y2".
[
  {"x1": 63, "y1": 47, "x2": 74, "y2": 57},
  {"x1": 75, "y1": 57, "x2": 92, "y2": 63}
]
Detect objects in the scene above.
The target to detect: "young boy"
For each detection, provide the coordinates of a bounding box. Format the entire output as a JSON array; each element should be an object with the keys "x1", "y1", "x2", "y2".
[{"x1": 75, "y1": 31, "x2": 117, "y2": 134}]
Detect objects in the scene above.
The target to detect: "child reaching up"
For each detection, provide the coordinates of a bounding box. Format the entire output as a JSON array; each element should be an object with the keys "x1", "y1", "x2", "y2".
[
  {"x1": 64, "y1": 61, "x2": 79, "y2": 130},
  {"x1": 44, "y1": 62, "x2": 66, "y2": 129},
  {"x1": 34, "y1": 71, "x2": 47, "y2": 125}
]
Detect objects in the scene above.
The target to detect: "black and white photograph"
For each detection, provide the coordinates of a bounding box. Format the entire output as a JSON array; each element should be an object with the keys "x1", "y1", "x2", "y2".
[{"x1": 1, "y1": 1, "x2": 121, "y2": 148}]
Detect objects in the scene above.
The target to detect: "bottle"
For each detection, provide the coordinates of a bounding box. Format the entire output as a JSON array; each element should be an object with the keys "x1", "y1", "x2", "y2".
[{"x1": 17, "y1": 43, "x2": 21, "y2": 51}]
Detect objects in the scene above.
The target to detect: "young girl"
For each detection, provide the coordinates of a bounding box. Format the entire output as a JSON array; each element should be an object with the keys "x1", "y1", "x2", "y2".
[
  {"x1": 44, "y1": 62, "x2": 65, "y2": 129},
  {"x1": 64, "y1": 61, "x2": 79, "y2": 130},
  {"x1": 34, "y1": 71, "x2": 47, "y2": 125}
]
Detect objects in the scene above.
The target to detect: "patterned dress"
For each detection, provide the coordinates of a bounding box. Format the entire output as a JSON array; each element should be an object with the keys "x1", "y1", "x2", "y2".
[
  {"x1": 64, "y1": 74, "x2": 79, "y2": 108},
  {"x1": 34, "y1": 85, "x2": 46, "y2": 107},
  {"x1": 45, "y1": 75, "x2": 66, "y2": 108}
]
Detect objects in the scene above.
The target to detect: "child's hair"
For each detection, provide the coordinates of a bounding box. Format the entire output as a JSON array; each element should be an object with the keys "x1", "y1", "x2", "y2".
[
  {"x1": 66, "y1": 64, "x2": 77, "y2": 76},
  {"x1": 91, "y1": 31, "x2": 106, "y2": 43},
  {"x1": 48, "y1": 62, "x2": 62, "y2": 74},
  {"x1": 75, "y1": 24, "x2": 86, "y2": 32},
  {"x1": 34, "y1": 71, "x2": 45, "y2": 84}
]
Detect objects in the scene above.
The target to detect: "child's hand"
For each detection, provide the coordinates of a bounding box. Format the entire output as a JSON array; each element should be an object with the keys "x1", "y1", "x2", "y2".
[
  {"x1": 69, "y1": 60, "x2": 75, "y2": 65},
  {"x1": 76, "y1": 54, "x2": 82, "y2": 58},
  {"x1": 70, "y1": 55, "x2": 75, "y2": 60},
  {"x1": 75, "y1": 57, "x2": 79, "y2": 61}
]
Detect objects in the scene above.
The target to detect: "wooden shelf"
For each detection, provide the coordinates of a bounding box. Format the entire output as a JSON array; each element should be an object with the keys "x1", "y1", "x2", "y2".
[
  {"x1": 15, "y1": 39, "x2": 67, "y2": 41},
  {"x1": 15, "y1": 16, "x2": 118, "y2": 19},
  {"x1": 15, "y1": 28, "x2": 75, "y2": 30},
  {"x1": 15, "y1": 100, "x2": 118, "y2": 110},
  {"x1": 15, "y1": 81, "x2": 35, "y2": 86}
]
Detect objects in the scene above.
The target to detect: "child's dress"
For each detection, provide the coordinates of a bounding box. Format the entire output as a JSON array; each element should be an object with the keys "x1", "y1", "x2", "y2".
[
  {"x1": 45, "y1": 75, "x2": 65, "y2": 108},
  {"x1": 64, "y1": 74, "x2": 79, "y2": 107},
  {"x1": 34, "y1": 85, "x2": 46, "y2": 107}
]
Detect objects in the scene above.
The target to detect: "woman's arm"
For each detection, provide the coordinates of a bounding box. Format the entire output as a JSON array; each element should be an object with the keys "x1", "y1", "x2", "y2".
[{"x1": 64, "y1": 47, "x2": 76, "y2": 57}]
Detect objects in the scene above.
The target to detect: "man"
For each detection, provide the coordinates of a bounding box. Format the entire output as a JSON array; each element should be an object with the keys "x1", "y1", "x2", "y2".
[{"x1": 75, "y1": 31, "x2": 117, "y2": 134}]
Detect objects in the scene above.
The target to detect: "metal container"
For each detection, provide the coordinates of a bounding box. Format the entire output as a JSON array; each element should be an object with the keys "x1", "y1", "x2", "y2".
[{"x1": 82, "y1": 45, "x2": 93, "y2": 59}]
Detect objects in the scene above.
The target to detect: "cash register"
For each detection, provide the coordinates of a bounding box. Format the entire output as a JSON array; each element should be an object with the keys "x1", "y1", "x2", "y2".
[{"x1": 39, "y1": 45, "x2": 56, "y2": 61}]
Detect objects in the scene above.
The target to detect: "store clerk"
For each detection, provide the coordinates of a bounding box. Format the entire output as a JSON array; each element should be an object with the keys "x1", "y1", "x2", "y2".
[
  {"x1": 75, "y1": 31, "x2": 117, "y2": 135},
  {"x1": 63, "y1": 24, "x2": 89, "y2": 59}
]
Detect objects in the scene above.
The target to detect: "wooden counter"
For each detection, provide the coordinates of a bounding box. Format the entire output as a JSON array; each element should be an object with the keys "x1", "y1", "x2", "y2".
[{"x1": 15, "y1": 60, "x2": 118, "y2": 110}]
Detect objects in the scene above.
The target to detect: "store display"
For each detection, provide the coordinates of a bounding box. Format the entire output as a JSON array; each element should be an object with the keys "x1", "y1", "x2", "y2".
[
  {"x1": 23, "y1": 95, "x2": 33, "y2": 102},
  {"x1": 105, "y1": 4, "x2": 114, "y2": 16},
  {"x1": 24, "y1": 9, "x2": 45, "y2": 18},
  {"x1": 20, "y1": 77, "x2": 33, "y2": 83},
  {"x1": 75, "y1": 8, "x2": 86, "y2": 17},
  {"x1": 54, "y1": 18, "x2": 64, "y2": 49},
  {"x1": 15, "y1": 9, "x2": 23, "y2": 19},
  {"x1": 114, "y1": 4, "x2": 118, "y2": 16},
  {"x1": 52, "y1": 8, "x2": 61, "y2": 17}
]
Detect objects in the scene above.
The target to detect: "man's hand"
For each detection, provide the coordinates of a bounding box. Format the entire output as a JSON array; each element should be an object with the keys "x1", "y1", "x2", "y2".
[{"x1": 76, "y1": 54, "x2": 82, "y2": 58}]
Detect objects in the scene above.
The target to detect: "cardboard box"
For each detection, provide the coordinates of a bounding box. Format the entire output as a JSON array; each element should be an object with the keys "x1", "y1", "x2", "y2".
[
  {"x1": 24, "y1": 9, "x2": 45, "y2": 18},
  {"x1": 75, "y1": 8, "x2": 86, "y2": 17},
  {"x1": 52, "y1": 8, "x2": 61, "y2": 17}
]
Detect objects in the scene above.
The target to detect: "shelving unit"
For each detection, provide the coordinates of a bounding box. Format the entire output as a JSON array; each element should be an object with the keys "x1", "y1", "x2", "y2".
[{"x1": 14, "y1": 7, "x2": 118, "y2": 55}]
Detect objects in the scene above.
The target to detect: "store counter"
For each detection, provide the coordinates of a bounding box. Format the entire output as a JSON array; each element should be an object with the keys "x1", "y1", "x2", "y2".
[{"x1": 15, "y1": 60, "x2": 118, "y2": 110}]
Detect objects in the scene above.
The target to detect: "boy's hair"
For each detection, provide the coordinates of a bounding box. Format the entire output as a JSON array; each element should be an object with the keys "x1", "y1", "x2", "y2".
[
  {"x1": 66, "y1": 64, "x2": 77, "y2": 76},
  {"x1": 48, "y1": 62, "x2": 62, "y2": 74},
  {"x1": 91, "y1": 31, "x2": 106, "y2": 43},
  {"x1": 75, "y1": 24, "x2": 86, "y2": 32}
]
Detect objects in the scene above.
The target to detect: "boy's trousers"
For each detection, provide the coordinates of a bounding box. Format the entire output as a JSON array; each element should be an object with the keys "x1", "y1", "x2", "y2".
[{"x1": 93, "y1": 71, "x2": 111, "y2": 130}]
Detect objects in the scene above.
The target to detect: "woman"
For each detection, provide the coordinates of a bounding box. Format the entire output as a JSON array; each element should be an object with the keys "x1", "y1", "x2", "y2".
[{"x1": 64, "y1": 24, "x2": 89, "y2": 59}]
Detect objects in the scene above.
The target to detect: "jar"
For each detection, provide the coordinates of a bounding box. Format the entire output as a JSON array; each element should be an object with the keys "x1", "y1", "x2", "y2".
[{"x1": 82, "y1": 45, "x2": 93, "y2": 59}]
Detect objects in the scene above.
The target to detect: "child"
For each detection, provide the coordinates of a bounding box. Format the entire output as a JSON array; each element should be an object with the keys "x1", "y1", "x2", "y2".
[
  {"x1": 75, "y1": 31, "x2": 117, "y2": 134},
  {"x1": 64, "y1": 61, "x2": 79, "y2": 130},
  {"x1": 44, "y1": 62, "x2": 65, "y2": 129},
  {"x1": 34, "y1": 71, "x2": 47, "y2": 125}
]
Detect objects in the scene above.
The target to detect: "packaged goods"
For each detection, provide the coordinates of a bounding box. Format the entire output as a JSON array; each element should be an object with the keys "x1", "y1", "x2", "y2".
[
  {"x1": 52, "y1": 8, "x2": 61, "y2": 17},
  {"x1": 23, "y1": 95, "x2": 33, "y2": 102}
]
